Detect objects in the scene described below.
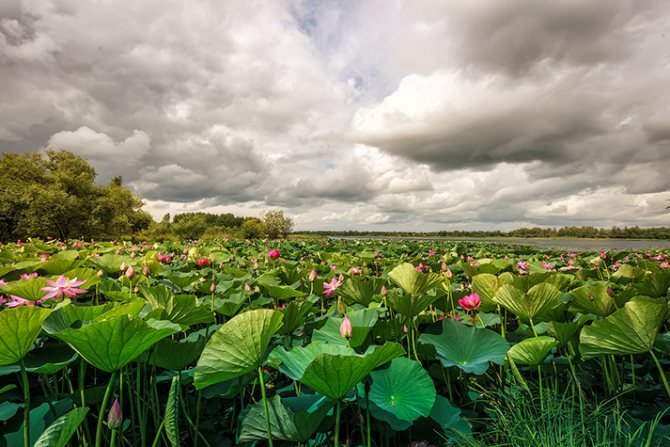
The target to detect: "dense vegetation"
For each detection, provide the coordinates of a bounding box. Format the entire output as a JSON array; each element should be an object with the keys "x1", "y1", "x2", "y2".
[
  {"x1": 0, "y1": 238, "x2": 668, "y2": 446},
  {"x1": 0, "y1": 151, "x2": 152, "y2": 241}
]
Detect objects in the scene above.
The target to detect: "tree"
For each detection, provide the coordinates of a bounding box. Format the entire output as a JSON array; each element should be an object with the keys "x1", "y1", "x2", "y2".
[
  {"x1": 0, "y1": 150, "x2": 152, "y2": 241},
  {"x1": 262, "y1": 210, "x2": 294, "y2": 239}
]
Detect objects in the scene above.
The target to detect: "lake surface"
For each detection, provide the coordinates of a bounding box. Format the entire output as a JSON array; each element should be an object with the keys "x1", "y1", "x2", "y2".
[{"x1": 330, "y1": 236, "x2": 670, "y2": 251}]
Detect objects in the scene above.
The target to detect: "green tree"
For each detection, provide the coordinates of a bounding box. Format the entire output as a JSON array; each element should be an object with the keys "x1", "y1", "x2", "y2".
[
  {"x1": 262, "y1": 210, "x2": 294, "y2": 239},
  {"x1": 0, "y1": 150, "x2": 152, "y2": 241}
]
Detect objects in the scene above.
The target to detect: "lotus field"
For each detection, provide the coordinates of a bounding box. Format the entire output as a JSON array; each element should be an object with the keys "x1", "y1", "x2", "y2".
[{"x1": 0, "y1": 238, "x2": 669, "y2": 447}]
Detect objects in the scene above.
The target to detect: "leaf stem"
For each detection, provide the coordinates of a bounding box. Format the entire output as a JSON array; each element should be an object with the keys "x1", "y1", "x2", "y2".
[
  {"x1": 20, "y1": 360, "x2": 30, "y2": 447},
  {"x1": 257, "y1": 367, "x2": 274, "y2": 447},
  {"x1": 334, "y1": 400, "x2": 342, "y2": 447},
  {"x1": 95, "y1": 370, "x2": 118, "y2": 447},
  {"x1": 650, "y1": 350, "x2": 670, "y2": 398}
]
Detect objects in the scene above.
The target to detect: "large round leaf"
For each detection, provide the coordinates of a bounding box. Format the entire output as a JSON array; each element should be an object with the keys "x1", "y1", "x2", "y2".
[
  {"x1": 50, "y1": 315, "x2": 181, "y2": 372},
  {"x1": 194, "y1": 309, "x2": 284, "y2": 389},
  {"x1": 471, "y1": 273, "x2": 501, "y2": 312},
  {"x1": 419, "y1": 319, "x2": 509, "y2": 375},
  {"x1": 507, "y1": 336, "x2": 558, "y2": 366},
  {"x1": 0, "y1": 307, "x2": 51, "y2": 366},
  {"x1": 312, "y1": 308, "x2": 379, "y2": 348},
  {"x1": 34, "y1": 407, "x2": 89, "y2": 447},
  {"x1": 299, "y1": 342, "x2": 404, "y2": 400},
  {"x1": 238, "y1": 394, "x2": 333, "y2": 442},
  {"x1": 388, "y1": 263, "x2": 444, "y2": 297},
  {"x1": 493, "y1": 282, "x2": 565, "y2": 323},
  {"x1": 569, "y1": 283, "x2": 616, "y2": 317},
  {"x1": 268, "y1": 342, "x2": 353, "y2": 381},
  {"x1": 368, "y1": 357, "x2": 436, "y2": 422},
  {"x1": 579, "y1": 298, "x2": 668, "y2": 356}
]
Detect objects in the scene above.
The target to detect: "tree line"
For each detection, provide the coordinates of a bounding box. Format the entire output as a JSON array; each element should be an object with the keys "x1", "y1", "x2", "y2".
[{"x1": 0, "y1": 150, "x2": 293, "y2": 242}]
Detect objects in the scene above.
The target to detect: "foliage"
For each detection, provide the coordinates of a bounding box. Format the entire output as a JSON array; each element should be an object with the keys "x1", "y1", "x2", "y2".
[
  {"x1": 262, "y1": 210, "x2": 294, "y2": 239},
  {"x1": 0, "y1": 237, "x2": 668, "y2": 446}
]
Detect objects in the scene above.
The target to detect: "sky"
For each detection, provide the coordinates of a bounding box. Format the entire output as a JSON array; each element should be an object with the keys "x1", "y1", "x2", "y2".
[{"x1": 1, "y1": 0, "x2": 669, "y2": 231}]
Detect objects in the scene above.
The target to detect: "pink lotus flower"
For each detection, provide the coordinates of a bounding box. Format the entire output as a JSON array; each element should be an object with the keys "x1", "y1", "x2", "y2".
[
  {"x1": 340, "y1": 316, "x2": 353, "y2": 338},
  {"x1": 541, "y1": 262, "x2": 554, "y2": 270},
  {"x1": 415, "y1": 263, "x2": 428, "y2": 272},
  {"x1": 20, "y1": 272, "x2": 39, "y2": 279},
  {"x1": 323, "y1": 274, "x2": 344, "y2": 298},
  {"x1": 244, "y1": 283, "x2": 253, "y2": 292},
  {"x1": 195, "y1": 258, "x2": 210, "y2": 267},
  {"x1": 458, "y1": 293, "x2": 481, "y2": 311},
  {"x1": 107, "y1": 398, "x2": 122, "y2": 429},
  {"x1": 349, "y1": 267, "x2": 362, "y2": 275},
  {"x1": 517, "y1": 261, "x2": 528, "y2": 273},
  {"x1": 40, "y1": 275, "x2": 87, "y2": 300},
  {"x1": 267, "y1": 250, "x2": 281, "y2": 260},
  {"x1": 157, "y1": 252, "x2": 171, "y2": 264},
  {"x1": 661, "y1": 262, "x2": 669, "y2": 269},
  {"x1": 4, "y1": 295, "x2": 36, "y2": 307}
]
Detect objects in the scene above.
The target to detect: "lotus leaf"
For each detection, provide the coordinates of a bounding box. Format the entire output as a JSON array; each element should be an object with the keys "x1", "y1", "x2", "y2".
[
  {"x1": 194, "y1": 309, "x2": 284, "y2": 389},
  {"x1": 419, "y1": 319, "x2": 509, "y2": 375}
]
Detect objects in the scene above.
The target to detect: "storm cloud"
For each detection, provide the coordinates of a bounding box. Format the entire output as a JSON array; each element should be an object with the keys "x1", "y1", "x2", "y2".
[{"x1": 1, "y1": 0, "x2": 669, "y2": 230}]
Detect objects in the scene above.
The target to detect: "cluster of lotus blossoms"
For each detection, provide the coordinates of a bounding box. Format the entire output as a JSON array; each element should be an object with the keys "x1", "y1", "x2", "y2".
[{"x1": 0, "y1": 275, "x2": 88, "y2": 307}]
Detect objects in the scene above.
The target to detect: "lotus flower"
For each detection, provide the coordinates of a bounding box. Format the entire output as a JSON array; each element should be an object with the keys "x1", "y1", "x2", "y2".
[
  {"x1": 308, "y1": 270, "x2": 317, "y2": 282},
  {"x1": 107, "y1": 398, "x2": 122, "y2": 429},
  {"x1": 196, "y1": 258, "x2": 210, "y2": 267},
  {"x1": 267, "y1": 250, "x2": 281, "y2": 260},
  {"x1": 4, "y1": 295, "x2": 36, "y2": 307},
  {"x1": 20, "y1": 272, "x2": 39, "y2": 279},
  {"x1": 157, "y1": 252, "x2": 171, "y2": 264},
  {"x1": 349, "y1": 266, "x2": 362, "y2": 275},
  {"x1": 124, "y1": 264, "x2": 135, "y2": 279},
  {"x1": 40, "y1": 275, "x2": 87, "y2": 300},
  {"x1": 339, "y1": 316, "x2": 353, "y2": 338},
  {"x1": 458, "y1": 293, "x2": 481, "y2": 311},
  {"x1": 323, "y1": 274, "x2": 344, "y2": 298}
]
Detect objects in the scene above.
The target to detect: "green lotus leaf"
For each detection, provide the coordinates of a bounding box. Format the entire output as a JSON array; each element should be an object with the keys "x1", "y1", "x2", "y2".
[
  {"x1": 149, "y1": 336, "x2": 206, "y2": 371},
  {"x1": 634, "y1": 271, "x2": 670, "y2": 298},
  {"x1": 339, "y1": 278, "x2": 384, "y2": 306},
  {"x1": 429, "y1": 396, "x2": 472, "y2": 441},
  {"x1": 264, "y1": 284, "x2": 305, "y2": 300},
  {"x1": 569, "y1": 283, "x2": 616, "y2": 317},
  {"x1": 312, "y1": 308, "x2": 379, "y2": 348},
  {"x1": 579, "y1": 298, "x2": 668, "y2": 356},
  {"x1": 611, "y1": 264, "x2": 640, "y2": 280},
  {"x1": 34, "y1": 407, "x2": 89, "y2": 447},
  {"x1": 507, "y1": 336, "x2": 558, "y2": 366},
  {"x1": 1, "y1": 277, "x2": 48, "y2": 301},
  {"x1": 656, "y1": 332, "x2": 670, "y2": 353},
  {"x1": 268, "y1": 343, "x2": 354, "y2": 381},
  {"x1": 165, "y1": 376, "x2": 180, "y2": 447},
  {"x1": 50, "y1": 315, "x2": 181, "y2": 372},
  {"x1": 368, "y1": 357, "x2": 436, "y2": 422},
  {"x1": 141, "y1": 285, "x2": 214, "y2": 326},
  {"x1": 418, "y1": 319, "x2": 509, "y2": 375},
  {"x1": 388, "y1": 263, "x2": 444, "y2": 297},
  {"x1": 89, "y1": 254, "x2": 131, "y2": 274},
  {"x1": 279, "y1": 300, "x2": 314, "y2": 335},
  {"x1": 0, "y1": 307, "x2": 51, "y2": 366},
  {"x1": 299, "y1": 342, "x2": 404, "y2": 400},
  {"x1": 23, "y1": 343, "x2": 78, "y2": 374},
  {"x1": 215, "y1": 291, "x2": 247, "y2": 317},
  {"x1": 194, "y1": 309, "x2": 284, "y2": 389},
  {"x1": 42, "y1": 302, "x2": 115, "y2": 334},
  {"x1": 547, "y1": 320, "x2": 586, "y2": 348},
  {"x1": 471, "y1": 273, "x2": 501, "y2": 312},
  {"x1": 494, "y1": 282, "x2": 565, "y2": 323},
  {"x1": 38, "y1": 250, "x2": 80, "y2": 275},
  {"x1": 238, "y1": 394, "x2": 334, "y2": 442}
]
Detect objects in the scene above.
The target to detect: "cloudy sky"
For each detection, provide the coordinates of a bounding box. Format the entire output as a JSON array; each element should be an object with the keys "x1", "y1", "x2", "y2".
[{"x1": 1, "y1": 0, "x2": 669, "y2": 230}]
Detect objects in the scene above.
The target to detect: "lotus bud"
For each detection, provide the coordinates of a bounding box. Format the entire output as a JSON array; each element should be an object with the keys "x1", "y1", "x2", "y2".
[
  {"x1": 107, "y1": 398, "x2": 122, "y2": 429},
  {"x1": 381, "y1": 285, "x2": 387, "y2": 295},
  {"x1": 309, "y1": 270, "x2": 317, "y2": 282},
  {"x1": 339, "y1": 316, "x2": 353, "y2": 339},
  {"x1": 142, "y1": 262, "x2": 150, "y2": 276},
  {"x1": 210, "y1": 282, "x2": 216, "y2": 293},
  {"x1": 97, "y1": 269, "x2": 104, "y2": 277},
  {"x1": 244, "y1": 283, "x2": 252, "y2": 292},
  {"x1": 124, "y1": 264, "x2": 135, "y2": 279},
  {"x1": 441, "y1": 261, "x2": 448, "y2": 272},
  {"x1": 119, "y1": 262, "x2": 127, "y2": 272}
]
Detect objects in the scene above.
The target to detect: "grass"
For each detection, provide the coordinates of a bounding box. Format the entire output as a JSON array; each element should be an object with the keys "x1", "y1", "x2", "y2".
[{"x1": 448, "y1": 384, "x2": 670, "y2": 447}]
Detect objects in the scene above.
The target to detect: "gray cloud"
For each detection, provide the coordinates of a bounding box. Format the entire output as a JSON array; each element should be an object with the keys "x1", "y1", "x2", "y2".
[{"x1": 1, "y1": 0, "x2": 669, "y2": 230}]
